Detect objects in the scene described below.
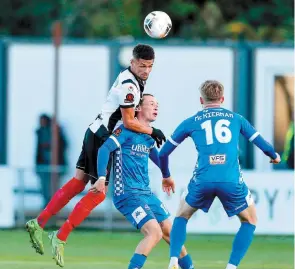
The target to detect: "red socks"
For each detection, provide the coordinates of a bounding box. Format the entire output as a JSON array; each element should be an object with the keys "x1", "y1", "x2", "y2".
[
  {"x1": 37, "y1": 176, "x2": 106, "y2": 241},
  {"x1": 57, "y1": 191, "x2": 106, "y2": 241},
  {"x1": 37, "y1": 177, "x2": 86, "y2": 228}
]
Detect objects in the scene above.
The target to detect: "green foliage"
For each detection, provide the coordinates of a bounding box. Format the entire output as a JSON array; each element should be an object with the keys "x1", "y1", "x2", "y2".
[{"x1": 0, "y1": 0, "x2": 293, "y2": 41}]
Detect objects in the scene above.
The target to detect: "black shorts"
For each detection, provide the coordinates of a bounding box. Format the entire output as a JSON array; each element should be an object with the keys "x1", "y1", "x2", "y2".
[{"x1": 76, "y1": 125, "x2": 112, "y2": 184}]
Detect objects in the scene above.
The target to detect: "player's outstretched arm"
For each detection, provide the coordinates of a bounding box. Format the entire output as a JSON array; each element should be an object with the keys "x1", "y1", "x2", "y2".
[
  {"x1": 121, "y1": 107, "x2": 166, "y2": 147},
  {"x1": 159, "y1": 140, "x2": 177, "y2": 177},
  {"x1": 252, "y1": 135, "x2": 281, "y2": 163},
  {"x1": 149, "y1": 147, "x2": 175, "y2": 195},
  {"x1": 240, "y1": 116, "x2": 281, "y2": 164},
  {"x1": 159, "y1": 119, "x2": 191, "y2": 174},
  {"x1": 149, "y1": 147, "x2": 171, "y2": 178}
]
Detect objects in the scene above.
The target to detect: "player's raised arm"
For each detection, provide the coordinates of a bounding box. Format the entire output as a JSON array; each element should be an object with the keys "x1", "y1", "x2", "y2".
[
  {"x1": 159, "y1": 119, "x2": 191, "y2": 176},
  {"x1": 121, "y1": 105, "x2": 165, "y2": 148},
  {"x1": 239, "y1": 115, "x2": 281, "y2": 163}
]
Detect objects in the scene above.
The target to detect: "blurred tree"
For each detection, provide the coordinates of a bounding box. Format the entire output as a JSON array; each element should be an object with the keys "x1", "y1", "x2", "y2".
[
  {"x1": 0, "y1": 0, "x2": 293, "y2": 41},
  {"x1": 62, "y1": 0, "x2": 142, "y2": 38},
  {"x1": 0, "y1": 0, "x2": 60, "y2": 36}
]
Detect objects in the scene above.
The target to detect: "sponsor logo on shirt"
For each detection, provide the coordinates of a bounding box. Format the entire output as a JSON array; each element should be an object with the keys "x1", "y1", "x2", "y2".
[
  {"x1": 131, "y1": 144, "x2": 151, "y2": 154},
  {"x1": 209, "y1": 154, "x2": 226, "y2": 164}
]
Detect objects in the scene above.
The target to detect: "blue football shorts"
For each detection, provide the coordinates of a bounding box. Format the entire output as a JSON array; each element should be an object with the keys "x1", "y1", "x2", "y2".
[
  {"x1": 115, "y1": 193, "x2": 170, "y2": 229},
  {"x1": 185, "y1": 180, "x2": 253, "y2": 217}
]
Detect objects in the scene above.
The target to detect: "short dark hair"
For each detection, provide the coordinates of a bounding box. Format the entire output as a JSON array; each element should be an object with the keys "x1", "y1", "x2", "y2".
[{"x1": 133, "y1": 44, "x2": 155, "y2": 60}]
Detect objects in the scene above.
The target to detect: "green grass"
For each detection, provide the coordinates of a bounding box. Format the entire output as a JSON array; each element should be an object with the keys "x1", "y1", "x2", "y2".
[{"x1": 0, "y1": 229, "x2": 293, "y2": 269}]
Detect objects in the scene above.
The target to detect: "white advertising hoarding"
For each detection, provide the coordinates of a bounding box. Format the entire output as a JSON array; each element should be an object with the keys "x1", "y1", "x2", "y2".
[
  {"x1": 7, "y1": 44, "x2": 110, "y2": 171},
  {"x1": 0, "y1": 167, "x2": 15, "y2": 227},
  {"x1": 150, "y1": 170, "x2": 294, "y2": 235}
]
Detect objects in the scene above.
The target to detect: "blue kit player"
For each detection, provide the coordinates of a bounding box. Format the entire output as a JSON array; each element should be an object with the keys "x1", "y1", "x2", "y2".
[
  {"x1": 90, "y1": 94, "x2": 195, "y2": 269},
  {"x1": 158, "y1": 80, "x2": 281, "y2": 269}
]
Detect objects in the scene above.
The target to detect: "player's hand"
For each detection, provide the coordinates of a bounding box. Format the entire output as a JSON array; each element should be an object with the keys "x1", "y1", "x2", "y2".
[
  {"x1": 270, "y1": 153, "x2": 281, "y2": 164},
  {"x1": 89, "y1": 177, "x2": 106, "y2": 194},
  {"x1": 162, "y1": 177, "x2": 175, "y2": 196},
  {"x1": 151, "y1": 127, "x2": 166, "y2": 148}
]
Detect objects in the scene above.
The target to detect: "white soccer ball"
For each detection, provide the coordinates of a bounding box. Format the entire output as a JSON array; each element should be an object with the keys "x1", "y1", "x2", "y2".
[{"x1": 144, "y1": 11, "x2": 172, "y2": 39}]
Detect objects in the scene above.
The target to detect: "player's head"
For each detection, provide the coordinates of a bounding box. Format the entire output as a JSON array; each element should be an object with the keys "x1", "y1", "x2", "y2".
[
  {"x1": 131, "y1": 44, "x2": 155, "y2": 81},
  {"x1": 199, "y1": 80, "x2": 224, "y2": 105},
  {"x1": 136, "y1": 94, "x2": 158, "y2": 123},
  {"x1": 39, "y1": 114, "x2": 51, "y2": 127}
]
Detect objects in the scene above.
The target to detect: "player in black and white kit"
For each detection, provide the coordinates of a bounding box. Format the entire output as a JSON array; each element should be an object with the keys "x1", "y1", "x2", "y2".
[
  {"x1": 77, "y1": 45, "x2": 164, "y2": 183},
  {"x1": 26, "y1": 45, "x2": 166, "y2": 266}
]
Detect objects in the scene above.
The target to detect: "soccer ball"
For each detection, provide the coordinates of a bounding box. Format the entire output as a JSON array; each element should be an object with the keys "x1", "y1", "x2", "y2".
[{"x1": 144, "y1": 11, "x2": 172, "y2": 39}]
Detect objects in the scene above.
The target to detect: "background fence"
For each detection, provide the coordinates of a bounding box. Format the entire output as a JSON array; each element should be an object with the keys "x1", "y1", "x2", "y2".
[{"x1": 0, "y1": 39, "x2": 293, "y2": 235}]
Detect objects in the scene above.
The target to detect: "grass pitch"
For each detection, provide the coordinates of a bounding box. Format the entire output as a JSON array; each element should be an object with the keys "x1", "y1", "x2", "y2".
[{"x1": 0, "y1": 229, "x2": 293, "y2": 269}]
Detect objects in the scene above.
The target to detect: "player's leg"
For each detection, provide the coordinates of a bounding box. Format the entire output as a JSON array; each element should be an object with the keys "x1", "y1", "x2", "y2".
[
  {"x1": 218, "y1": 182, "x2": 257, "y2": 269},
  {"x1": 48, "y1": 183, "x2": 106, "y2": 267},
  {"x1": 26, "y1": 168, "x2": 87, "y2": 255},
  {"x1": 146, "y1": 193, "x2": 195, "y2": 269},
  {"x1": 28, "y1": 130, "x2": 90, "y2": 231},
  {"x1": 48, "y1": 129, "x2": 109, "y2": 266},
  {"x1": 114, "y1": 195, "x2": 162, "y2": 269},
  {"x1": 226, "y1": 204, "x2": 257, "y2": 269},
  {"x1": 128, "y1": 219, "x2": 163, "y2": 269},
  {"x1": 160, "y1": 219, "x2": 194, "y2": 269},
  {"x1": 48, "y1": 188, "x2": 105, "y2": 267},
  {"x1": 169, "y1": 196, "x2": 197, "y2": 269},
  {"x1": 26, "y1": 144, "x2": 88, "y2": 256},
  {"x1": 169, "y1": 182, "x2": 215, "y2": 269},
  {"x1": 36, "y1": 168, "x2": 88, "y2": 228}
]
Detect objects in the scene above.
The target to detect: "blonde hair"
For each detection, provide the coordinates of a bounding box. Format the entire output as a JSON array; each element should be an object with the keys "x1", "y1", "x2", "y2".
[{"x1": 199, "y1": 80, "x2": 224, "y2": 102}]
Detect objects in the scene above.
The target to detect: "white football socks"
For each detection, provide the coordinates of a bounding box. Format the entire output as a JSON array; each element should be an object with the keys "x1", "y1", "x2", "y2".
[
  {"x1": 168, "y1": 257, "x2": 179, "y2": 268},
  {"x1": 226, "y1": 264, "x2": 237, "y2": 269}
]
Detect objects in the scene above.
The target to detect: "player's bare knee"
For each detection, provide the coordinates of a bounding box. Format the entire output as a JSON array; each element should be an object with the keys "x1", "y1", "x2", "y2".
[
  {"x1": 75, "y1": 169, "x2": 90, "y2": 184},
  {"x1": 239, "y1": 205, "x2": 257, "y2": 225},
  {"x1": 177, "y1": 208, "x2": 194, "y2": 219},
  {"x1": 75, "y1": 169, "x2": 85, "y2": 180},
  {"x1": 149, "y1": 224, "x2": 163, "y2": 243},
  {"x1": 142, "y1": 220, "x2": 162, "y2": 241},
  {"x1": 176, "y1": 200, "x2": 196, "y2": 219},
  {"x1": 155, "y1": 229, "x2": 163, "y2": 243},
  {"x1": 239, "y1": 213, "x2": 257, "y2": 225},
  {"x1": 247, "y1": 214, "x2": 257, "y2": 225},
  {"x1": 160, "y1": 220, "x2": 172, "y2": 238}
]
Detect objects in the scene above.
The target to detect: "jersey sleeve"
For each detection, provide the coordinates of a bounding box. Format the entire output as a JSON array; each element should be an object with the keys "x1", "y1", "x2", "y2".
[
  {"x1": 169, "y1": 119, "x2": 191, "y2": 146},
  {"x1": 118, "y1": 81, "x2": 139, "y2": 109},
  {"x1": 97, "y1": 127, "x2": 129, "y2": 177},
  {"x1": 149, "y1": 146, "x2": 171, "y2": 178},
  {"x1": 238, "y1": 114, "x2": 277, "y2": 159},
  {"x1": 110, "y1": 126, "x2": 129, "y2": 146},
  {"x1": 239, "y1": 115, "x2": 259, "y2": 142},
  {"x1": 97, "y1": 138, "x2": 118, "y2": 178}
]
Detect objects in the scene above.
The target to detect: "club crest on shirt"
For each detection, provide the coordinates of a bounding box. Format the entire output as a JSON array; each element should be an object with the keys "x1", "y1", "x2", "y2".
[
  {"x1": 113, "y1": 128, "x2": 122, "y2": 136},
  {"x1": 124, "y1": 93, "x2": 134, "y2": 103}
]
